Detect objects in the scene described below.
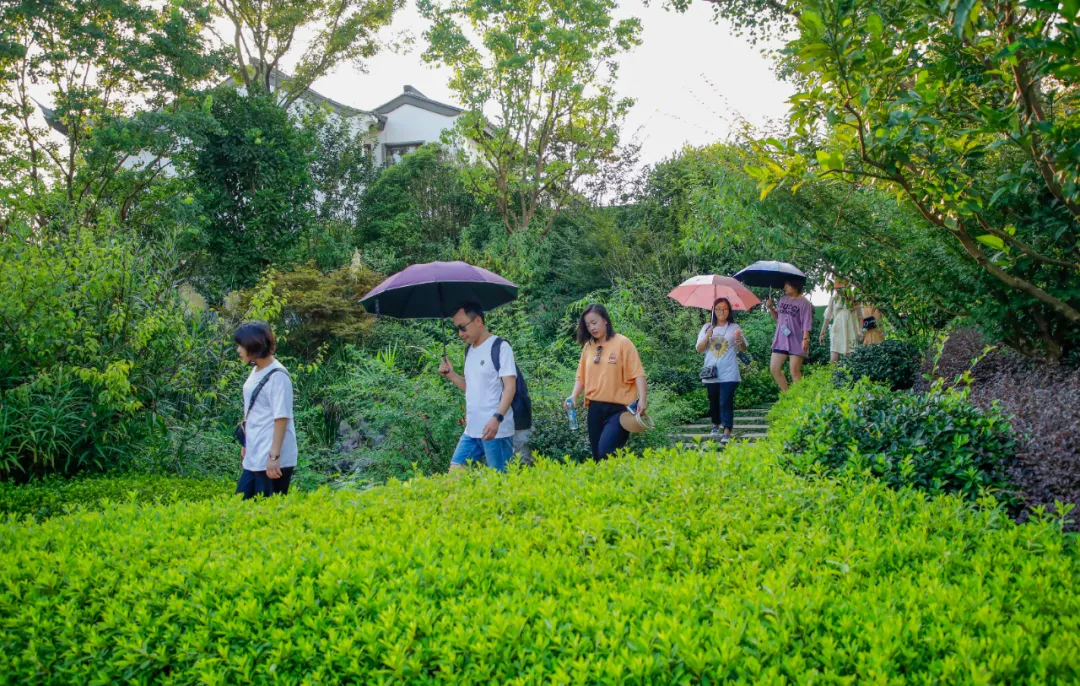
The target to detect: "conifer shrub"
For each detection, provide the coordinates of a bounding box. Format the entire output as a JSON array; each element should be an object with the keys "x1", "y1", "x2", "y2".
[{"x1": 1, "y1": 446, "x2": 1077, "y2": 683}]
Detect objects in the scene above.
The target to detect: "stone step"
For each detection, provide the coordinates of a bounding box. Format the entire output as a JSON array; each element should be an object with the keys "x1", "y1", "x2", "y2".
[
  {"x1": 681, "y1": 423, "x2": 769, "y2": 430},
  {"x1": 672, "y1": 432, "x2": 768, "y2": 442}
]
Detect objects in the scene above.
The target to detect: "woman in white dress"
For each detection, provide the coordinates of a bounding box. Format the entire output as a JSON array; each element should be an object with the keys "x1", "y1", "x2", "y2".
[{"x1": 819, "y1": 279, "x2": 863, "y2": 363}]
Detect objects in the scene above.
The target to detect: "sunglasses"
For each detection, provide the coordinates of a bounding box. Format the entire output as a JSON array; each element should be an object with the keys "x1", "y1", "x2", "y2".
[
  {"x1": 455, "y1": 317, "x2": 476, "y2": 333},
  {"x1": 593, "y1": 345, "x2": 604, "y2": 364}
]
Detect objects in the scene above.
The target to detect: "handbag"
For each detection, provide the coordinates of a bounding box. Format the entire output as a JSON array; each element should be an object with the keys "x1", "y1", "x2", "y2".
[
  {"x1": 862, "y1": 316, "x2": 877, "y2": 331},
  {"x1": 699, "y1": 364, "x2": 718, "y2": 380},
  {"x1": 234, "y1": 368, "x2": 286, "y2": 447}
]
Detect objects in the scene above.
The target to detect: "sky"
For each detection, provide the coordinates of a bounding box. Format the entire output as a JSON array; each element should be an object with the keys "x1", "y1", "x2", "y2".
[{"x1": 301, "y1": 0, "x2": 794, "y2": 168}]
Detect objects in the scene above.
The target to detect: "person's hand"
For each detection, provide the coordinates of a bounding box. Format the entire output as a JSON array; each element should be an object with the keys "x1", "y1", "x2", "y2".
[
  {"x1": 266, "y1": 455, "x2": 282, "y2": 479},
  {"x1": 240, "y1": 446, "x2": 246, "y2": 463},
  {"x1": 819, "y1": 329, "x2": 825, "y2": 343},
  {"x1": 438, "y1": 357, "x2": 453, "y2": 377},
  {"x1": 802, "y1": 339, "x2": 810, "y2": 355},
  {"x1": 636, "y1": 398, "x2": 648, "y2": 415},
  {"x1": 481, "y1": 417, "x2": 500, "y2": 441},
  {"x1": 766, "y1": 297, "x2": 774, "y2": 310},
  {"x1": 564, "y1": 397, "x2": 576, "y2": 410}
]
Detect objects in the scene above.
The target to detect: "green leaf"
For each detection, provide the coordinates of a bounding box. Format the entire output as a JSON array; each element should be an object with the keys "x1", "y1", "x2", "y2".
[
  {"x1": 953, "y1": 0, "x2": 979, "y2": 38},
  {"x1": 1062, "y1": 0, "x2": 1080, "y2": 21},
  {"x1": 800, "y1": 10, "x2": 825, "y2": 36},
  {"x1": 976, "y1": 234, "x2": 1005, "y2": 250},
  {"x1": 867, "y1": 13, "x2": 884, "y2": 37}
]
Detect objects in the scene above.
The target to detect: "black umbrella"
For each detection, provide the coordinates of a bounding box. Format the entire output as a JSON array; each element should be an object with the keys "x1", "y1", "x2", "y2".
[
  {"x1": 733, "y1": 260, "x2": 807, "y2": 290},
  {"x1": 359, "y1": 261, "x2": 518, "y2": 354}
]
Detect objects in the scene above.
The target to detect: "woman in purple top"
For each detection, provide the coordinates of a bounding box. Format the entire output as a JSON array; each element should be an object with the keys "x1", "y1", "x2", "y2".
[{"x1": 766, "y1": 279, "x2": 813, "y2": 391}]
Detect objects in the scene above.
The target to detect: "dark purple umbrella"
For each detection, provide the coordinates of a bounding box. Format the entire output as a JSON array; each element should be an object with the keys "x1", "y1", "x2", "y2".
[
  {"x1": 359, "y1": 261, "x2": 518, "y2": 319},
  {"x1": 733, "y1": 260, "x2": 806, "y2": 290}
]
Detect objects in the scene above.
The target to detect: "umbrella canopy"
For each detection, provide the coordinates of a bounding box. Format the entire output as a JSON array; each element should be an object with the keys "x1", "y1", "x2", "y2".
[
  {"x1": 733, "y1": 260, "x2": 807, "y2": 290},
  {"x1": 359, "y1": 261, "x2": 518, "y2": 319},
  {"x1": 667, "y1": 275, "x2": 761, "y2": 311}
]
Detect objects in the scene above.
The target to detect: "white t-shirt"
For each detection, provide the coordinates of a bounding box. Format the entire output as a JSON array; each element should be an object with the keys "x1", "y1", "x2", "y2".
[
  {"x1": 463, "y1": 336, "x2": 516, "y2": 440},
  {"x1": 697, "y1": 323, "x2": 743, "y2": 384},
  {"x1": 241, "y1": 359, "x2": 298, "y2": 471}
]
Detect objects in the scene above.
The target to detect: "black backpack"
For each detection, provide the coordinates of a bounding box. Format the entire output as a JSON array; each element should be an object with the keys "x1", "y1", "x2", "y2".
[{"x1": 464, "y1": 337, "x2": 532, "y2": 430}]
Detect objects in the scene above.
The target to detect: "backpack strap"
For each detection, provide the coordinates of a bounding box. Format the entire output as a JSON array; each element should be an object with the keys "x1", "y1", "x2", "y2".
[
  {"x1": 490, "y1": 337, "x2": 503, "y2": 373},
  {"x1": 245, "y1": 368, "x2": 286, "y2": 419}
]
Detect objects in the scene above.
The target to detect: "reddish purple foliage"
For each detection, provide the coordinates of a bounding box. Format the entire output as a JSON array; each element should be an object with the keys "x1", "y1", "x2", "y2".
[{"x1": 919, "y1": 328, "x2": 1080, "y2": 527}]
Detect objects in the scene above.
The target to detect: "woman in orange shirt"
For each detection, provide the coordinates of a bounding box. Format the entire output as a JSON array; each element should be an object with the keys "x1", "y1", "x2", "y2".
[{"x1": 565, "y1": 304, "x2": 648, "y2": 461}]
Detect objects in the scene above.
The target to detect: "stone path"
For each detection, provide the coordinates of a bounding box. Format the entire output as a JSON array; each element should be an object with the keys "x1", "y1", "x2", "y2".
[{"x1": 672, "y1": 406, "x2": 772, "y2": 448}]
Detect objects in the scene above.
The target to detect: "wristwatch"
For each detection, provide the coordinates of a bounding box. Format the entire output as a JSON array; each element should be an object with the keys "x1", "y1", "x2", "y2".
[{"x1": 493, "y1": 413, "x2": 505, "y2": 423}]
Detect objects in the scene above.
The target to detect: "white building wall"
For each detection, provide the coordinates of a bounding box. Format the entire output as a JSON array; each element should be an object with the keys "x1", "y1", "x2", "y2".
[{"x1": 376, "y1": 103, "x2": 481, "y2": 165}]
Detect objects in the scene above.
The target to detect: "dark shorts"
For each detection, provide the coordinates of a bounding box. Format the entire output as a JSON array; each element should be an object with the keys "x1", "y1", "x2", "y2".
[
  {"x1": 236, "y1": 467, "x2": 294, "y2": 500},
  {"x1": 772, "y1": 348, "x2": 805, "y2": 358}
]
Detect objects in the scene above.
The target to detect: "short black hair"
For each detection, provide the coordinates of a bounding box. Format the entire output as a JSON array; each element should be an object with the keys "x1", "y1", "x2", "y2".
[
  {"x1": 576, "y1": 304, "x2": 616, "y2": 345},
  {"x1": 785, "y1": 279, "x2": 805, "y2": 295},
  {"x1": 711, "y1": 297, "x2": 736, "y2": 325},
  {"x1": 234, "y1": 321, "x2": 276, "y2": 359},
  {"x1": 457, "y1": 301, "x2": 484, "y2": 324}
]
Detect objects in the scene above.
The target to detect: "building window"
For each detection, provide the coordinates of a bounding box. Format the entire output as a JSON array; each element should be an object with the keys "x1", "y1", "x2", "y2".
[{"x1": 385, "y1": 142, "x2": 424, "y2": 166}]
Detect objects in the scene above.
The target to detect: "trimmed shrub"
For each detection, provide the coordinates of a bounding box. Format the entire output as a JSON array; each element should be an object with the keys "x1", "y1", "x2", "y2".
[
  {"x1": 1, "y1": 446, "x2": 1078, "y2": 682},
  {"x1": 0, "y1": 474, "x2": 233, "y2": 521},
  {"x1": 774, "y1": 369, "x2": 1017, "y2": 503},
  {"x1": 836, "y1": 339, "x2": 921, "y2": 390}
]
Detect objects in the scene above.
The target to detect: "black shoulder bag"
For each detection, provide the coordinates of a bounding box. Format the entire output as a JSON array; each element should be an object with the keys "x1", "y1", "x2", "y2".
[{"x1": 233, "y1": 368, "x2": 286, "y2": 447}]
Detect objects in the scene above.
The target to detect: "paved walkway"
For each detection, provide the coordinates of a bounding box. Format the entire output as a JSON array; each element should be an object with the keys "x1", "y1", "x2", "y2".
[{"x1": 672, "y1": 406, "x2": 772, "y2": 448}]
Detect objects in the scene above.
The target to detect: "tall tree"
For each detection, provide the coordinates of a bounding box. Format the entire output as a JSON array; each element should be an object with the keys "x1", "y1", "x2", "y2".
[
  {"x1": 210, "y1": 0, "x2": 404, "y2": 107},
  {"x1": 671, "y1": 0, "x2": 1080, "y2": 361},
  {"x1": 0, "y1": 0, "x2": 226, "y2": 219},
  {"x1": 184, "y1": 89, "x2": 315, "y2": 294},
  {"x1": 419, "y1": 0, "x2": 641, "y2": 235}
]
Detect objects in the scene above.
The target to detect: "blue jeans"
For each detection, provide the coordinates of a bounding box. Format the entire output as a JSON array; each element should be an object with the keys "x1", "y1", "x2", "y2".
[
  {"x1": 451, "y1": 434, "x2": 513, "y2": 472},
  {"x1": 706, "y1": 382, "x2": 739, "y2": 431}
]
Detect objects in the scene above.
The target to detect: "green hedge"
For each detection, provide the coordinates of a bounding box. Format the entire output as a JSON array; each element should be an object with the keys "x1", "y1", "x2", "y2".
[
  {"x1": 2, "y1": 446, "x2": 1078, "y2": 682},
  {"x1": 769, "y1": 369, "x2": 1017, "y2": 503},
  {"x1": 0, "y1": 475, "x2": 234, "y2": 521}
]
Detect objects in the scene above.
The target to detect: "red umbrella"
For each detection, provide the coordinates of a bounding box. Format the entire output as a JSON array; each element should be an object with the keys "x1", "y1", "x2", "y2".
[{"x1": 667, "y1": 274, "x2": 761, "y2": 311}]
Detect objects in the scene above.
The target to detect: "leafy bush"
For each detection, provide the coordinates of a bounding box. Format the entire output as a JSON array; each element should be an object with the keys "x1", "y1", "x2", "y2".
[
  {"x1": 234, "y1": 260, "x2": 383, "y2": 359},
  {"x1": 836, "y1": 339, "x2": 921, "y2": 390},
  {"x1": 0, "y1": 474, "x2": 232, "y2": 521},
  {"x1": 2, "y1": 445, "x2": 1078, "y2": 682},
  {"x1": 0, "y1": 219, "x2": 251, "y2": 480},
  {"x1": 776, "y1": 369, "x2": 1017, "y2": 503}
]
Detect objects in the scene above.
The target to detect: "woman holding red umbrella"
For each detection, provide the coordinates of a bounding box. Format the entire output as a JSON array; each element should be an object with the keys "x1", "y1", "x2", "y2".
[{"x1": 696, "y1": 298, "x2": 747, "y2": 443}]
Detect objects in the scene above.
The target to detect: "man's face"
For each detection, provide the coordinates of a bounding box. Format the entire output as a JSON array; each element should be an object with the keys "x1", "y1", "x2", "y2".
[{"x1": 453, "y1": 309, "x2": 479, "y2": 345}]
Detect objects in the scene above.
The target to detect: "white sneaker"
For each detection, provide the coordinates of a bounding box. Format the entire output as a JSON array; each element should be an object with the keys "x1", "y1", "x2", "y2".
[
  {"x1": 710, "y1": 426, "x2": 721, "y2": 436},
  {"x1": 720, "y1": 433, "x2": 732, "y2": 445}
]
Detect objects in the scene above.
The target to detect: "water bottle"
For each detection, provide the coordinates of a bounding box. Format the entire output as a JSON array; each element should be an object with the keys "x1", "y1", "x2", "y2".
[{"x1": 566, "y1": 399, "x2": 579, "y2": 430}]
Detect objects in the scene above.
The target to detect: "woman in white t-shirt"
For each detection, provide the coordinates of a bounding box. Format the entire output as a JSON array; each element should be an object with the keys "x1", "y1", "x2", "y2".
[
  {"x1": 696, "y1": 298, "x2": 746, "y2": 443},
  {"x1": 234, "y1": 321, "x2": 297, "y2": 499}
]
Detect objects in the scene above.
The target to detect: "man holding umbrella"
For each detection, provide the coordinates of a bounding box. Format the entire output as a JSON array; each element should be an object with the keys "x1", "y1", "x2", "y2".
[
  {"x1": 360, "y1": 261, "x2": 530, "y2": 472},
  {"x1": 438, "y1": 302, "x2": 518, "y2": 472}
]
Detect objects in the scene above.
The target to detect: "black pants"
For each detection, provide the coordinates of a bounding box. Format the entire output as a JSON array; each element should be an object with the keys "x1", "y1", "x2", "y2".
[
  {"x1": 706, "y1": 382, "x2": 739, "y2": 431},
  {"x1": 587, "y1": 401, "x2": 630, "y2": 461},
  {"x1": 236, "y1": 467, "x2": 294, "y2": 500}
]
